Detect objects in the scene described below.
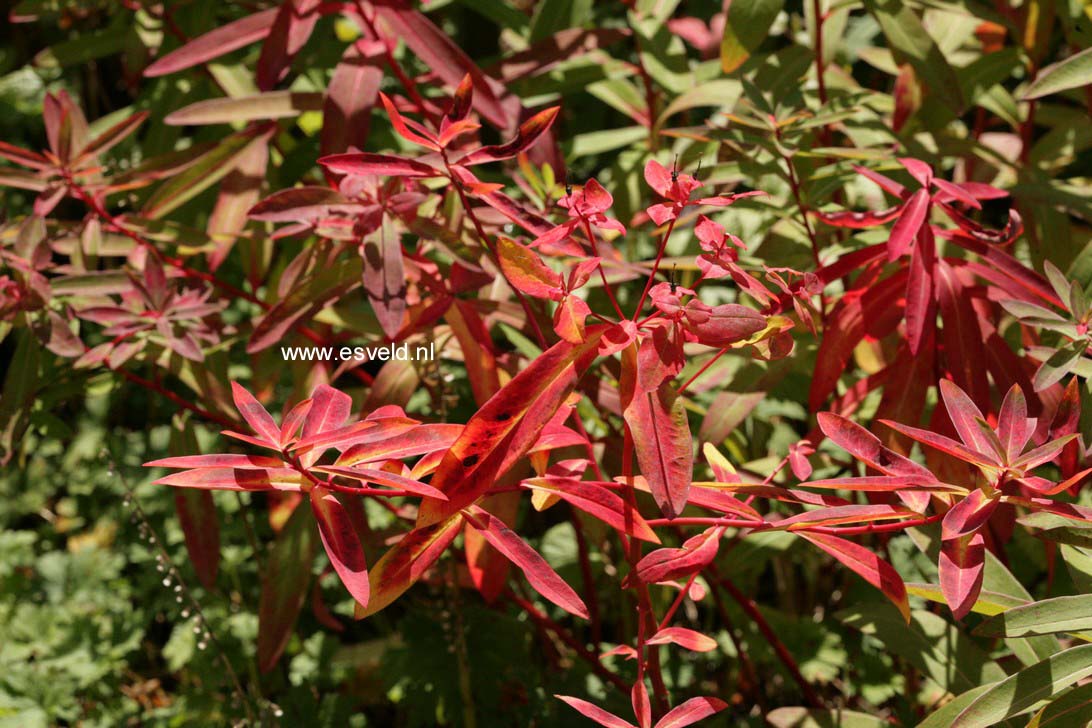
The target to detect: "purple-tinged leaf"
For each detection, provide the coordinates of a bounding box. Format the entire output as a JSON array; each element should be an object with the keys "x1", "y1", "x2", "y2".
[
  {"x1": 310, "y1": 485, "x2": 370, "y2": 607},
  {"x1": 940, "y1": 532, "x2": 985, "y2": 619}
]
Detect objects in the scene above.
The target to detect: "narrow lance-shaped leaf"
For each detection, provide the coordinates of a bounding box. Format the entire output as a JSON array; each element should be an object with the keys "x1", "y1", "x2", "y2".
[
  {"x1": 975, "y1": 595, "x2": 1092, "y2": 638},
  {"x1": 357, "y1": 515, "x2": 464, "y2": 619},
  {"x1": 623, "y1": 345, "x2": 693, "y2": 519},
  {"x1": 465, "y1": 505, "x2": 589, "y2": 619},
  {"x1": 417, "y1": 331, "x2": 603, "y2": 526},
  {"x1": 646, "y1": 627, "x2": 718, "y2": 652},
  {"x1": 521, "y1": 477, "x2": 660, "y2": 543},
  {"x1": 940, "y1": 532, "x2": 986, "y2": 619},
  {"x1": 1023, "y1": 46, "x2": 1092, "y2": 100},
  {"x1": 799, "y1": 531, "x2": 910, "y2": 622},
  {"x1": 655, "y1": 697, "x2": 729, "y2": 728},
  {"x1": 951, "y1": 644, "x2": 1092, "y2": 727},
  {"x1": 362, "y1": 216, "x2": 407, "y2": 340},
  {"x1": 556, "y1": 696, "x2": 637, "y2": 728},
  {"x1": 144, "y1": 8, "x2": 279, "y2": 77},
  {"x1": 310, "y1": 485, "x2": 370, "y2": 607}
]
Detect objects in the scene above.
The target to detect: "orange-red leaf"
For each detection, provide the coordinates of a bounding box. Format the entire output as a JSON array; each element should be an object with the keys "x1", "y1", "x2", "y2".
[
  {"x1": 310, "y1": 486, "x2": 370, "y2": 607},
  {"x1": 646, "y1": 627, "x2": 718, "y2": 652},
  {"x1": 635, "y1": 527, "x2": 722, "y2": 584},
  {"x1": 799, "y1": 531, "x2": 910, "y2": 622},
  {"x1": 465, "y1": 506, "x2": 589, "y2": 619},
  {"x1": 357, "y1": 514, "x2": 464, "y2": 618},
  {"x1": 416, "y1": 332, "x2": 603, "y2": 526}
]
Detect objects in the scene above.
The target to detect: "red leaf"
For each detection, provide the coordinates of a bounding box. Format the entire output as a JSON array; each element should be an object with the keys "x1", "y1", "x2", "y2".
[
  {"x1": 457, "y1": 106, "x2": 561, "y2": 165},
  {"x1": 370, "y1": 6, "x2": 512, "y2": 129},
  {"x1": 255, "y1": 0, "x2": 320, "y2": 91},
  {"x1": 318, "y1": 152, "x2": 442, "y2": 178},
  {"x1": 886, "y1": 188, "x2": 930, "y2": 260},
  {"x1": 231, "y1": 382, "x2": 282, "y2": 445},
  {"x1": 1013, "y1": 434, "x2": 1079, "y2": 471},
  {"x1": 146, "y1": 454, "x2": 285, "y2": 469},
  {"x1": 814, "y1": 205, "x2": 903, "y2": 229},
  {"x1": 939, "y1": 532, "x2": 985, "y2": 619},
  {"x1": 315, "y1": 466, "x2": 448, "y2": 500},
  {"x1": 798, "y1": 531, "x2": 910, "y2": 622},
  {"x1": 76, "y1": 111, "x2": 149, "y2": 163},
  {"x1": 936, "y1": 262, "x2": 989, "y2": 405},
  {"x1": 303, "y1": 385, "x2": 353, "y2": 440},
  {"x1": 633, "y1": 681, "x2": 652, "y2": 728},
  {"x1": 257, "y1": 501, "x2": 317, "y2": 672},
  {"x1": 941, "y1": 489, "x2": 999, "y2": 540},
  {"x1": 997, "y1": 384, "x2": 1032, "y2": 463},
  {"x1": 635, "y1": 527, "x2": 722, "y2": 584},
  {"x1": 522, "y1": 477, "x2": 660, "y2": 543},
  {"x1": 646, "y1": 627, "x2": 718, "y2": 652},
  {"x1": 655, "y1": 697, "x2": 729, "y2": 728},
  {"x1": 682, "y1": 302, "x2": 766, "y2": 348},
  {"x1": 153, "y1": 467, "x2": 305, "y2": 492},
  {"x1": 623, "y1": 355, "x2": 693, "y2": 519},
  {"x1": 310, "y1": 485, "x2": 370, "y2": 607},
  {"x1": 817, "y1": 412, "x2": 934, "y2": 480},
  {"x1": 465, "y1": 506, "x2": 589, "y2": 618},
  {"x1": 808, "y1": 270, "x2": 905, "y2": 410},
  {"x1": 800, "y1": 475, "x2": 961, "y2": 493},
  {"x1": 938, "y1": 379, "x2": 998, "y2": 458},
  {"x1": 777, "y1": 504, "x2": 917, "y2": 529},
  {"x1": 881, "y1": 420, "x2": 997, "y2": 467},
  {"x1": 174, "y1": 490, "x2": 220, "y2": 590},
  {"x1": 556, "y1": 696, "x2": 637, "y2": 728},
  {"x1": 416, "y1": 332, "x2": 603, "y2": 526},
  {"x1": 362, "y1": 219, "x2": 407, "y2": 339},
  {"x1": 145, "y1": 9, "x2": 279, "y2": 77},
  {"x1": 358, "y1": 514, "x2": 464, "y2": 618},
  {"x1": 321, "y1": 41, "x2": 384, "y2": 158},
  {"x1": 904, "y1": 224, "x2": 936, "y2": 355},
  {"x1": 335, "y1": 423, "x2": 463, "y2": 466},
  {"x1": 248, "y1": 186, "x2": 357, "y2": 222},
  {"x1": 852, "y1": 164, "x2": 907, "y2": 197}
]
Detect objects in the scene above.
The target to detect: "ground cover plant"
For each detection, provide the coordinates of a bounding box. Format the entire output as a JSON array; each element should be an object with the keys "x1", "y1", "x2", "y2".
[{"x1": 2, "y1": 0, "x2": 1092, "y2": 725}]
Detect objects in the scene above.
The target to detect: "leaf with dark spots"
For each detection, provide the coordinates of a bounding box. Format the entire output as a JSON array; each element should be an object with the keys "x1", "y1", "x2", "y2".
[
  {"x1": 310, "y1": 485, "x2": 370, "y2": 607},
  {"x1": 357, "y1": 514, "x2": 464, "y2": 618},
  {"x1": 416, "y1": 330, "x2": 604, "y2": 526}
]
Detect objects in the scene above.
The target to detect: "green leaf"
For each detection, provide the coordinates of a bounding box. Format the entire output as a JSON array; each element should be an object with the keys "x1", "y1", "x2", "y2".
[
  {"x1": 1027, "y1": 683, "x2": 1092, "y2": 727},
  {"x1": 906, "y1": 582, "x2": 1027, "y2": 616},
  {"x1": 1024, "y1": 47, "x2": 1092, "y2": 100},
  {"x1": 164, "y1": 91, "x2": 324, "y2": 126},
  {"x1": 951, "y1": 644, "x2": 1092, "y2": 726},
  {"x1": 767, "y1": 707, "x2": 887, "y2": 727},
  {"x1": 720, "y1": 0, "x2": 784, "y2": 74},
  {"x1": 142, "y1": 128, "x2": 270, "y2": 219},
  {"x1": 837, "y1": 605, "x2": 1005, "y2": 695},
  {"x1": 917, "y1": 683, "x2": 996, "y2": 728},
  {"x1": 863, "y1": 0, "x2": 964, "y2": 114},
  {"x1": 975, "y1": 595, "x2": 1092, "y2": 638},
  {"x1": 529, "y1": 0, "x2": 593, "y2": 44}
]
